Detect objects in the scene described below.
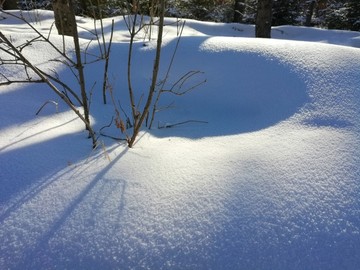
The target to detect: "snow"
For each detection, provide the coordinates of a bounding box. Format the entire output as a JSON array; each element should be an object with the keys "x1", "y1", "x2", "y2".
[{"x1": 1, "y1": 10, "x2": 360, "y2": 269}]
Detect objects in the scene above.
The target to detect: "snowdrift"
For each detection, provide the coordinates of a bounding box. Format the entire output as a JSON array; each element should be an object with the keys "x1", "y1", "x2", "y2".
[{"x1": 1, "y1": 10, "x2": 360, "y2": 270}]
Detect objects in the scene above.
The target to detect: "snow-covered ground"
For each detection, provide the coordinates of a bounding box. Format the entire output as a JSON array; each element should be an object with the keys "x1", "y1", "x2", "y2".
[{"x1": 1, "y1": 10, "x2": 360, "y2": 269}]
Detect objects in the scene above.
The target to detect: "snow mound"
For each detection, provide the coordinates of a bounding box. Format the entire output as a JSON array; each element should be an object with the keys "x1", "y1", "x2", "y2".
[
  {"x1": 1, "y1": 11, "x2": 360, "y2": 270},
  {"x1": 350, "y1": 36, "x2": 360, "y2": 48},
  {"x1": 148, "y1": 36, "x2": 308, "y2": 138}
]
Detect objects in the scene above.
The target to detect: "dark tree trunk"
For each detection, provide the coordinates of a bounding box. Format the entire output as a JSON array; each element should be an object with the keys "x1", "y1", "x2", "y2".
[
  {"x1": 234, "y1": 0, "x2": 245, "y2": 23},
  {"x1": 53, "y1": 0, "x2": 76, "y2": 36},
  {"x1": 255, "y1": 0, "x2": 273, "y2": 38},
  {"x1": 347, "y1": 0, "x2": 360, "y2": 31},
  {"x1": 305, "y1": 0, "x2": 316, "y2": 26}
]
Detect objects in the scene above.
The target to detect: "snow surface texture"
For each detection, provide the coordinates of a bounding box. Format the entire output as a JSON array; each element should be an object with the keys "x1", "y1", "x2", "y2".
[{"x1": 1, "y1": 11, "x2": 360, "y2": 269}]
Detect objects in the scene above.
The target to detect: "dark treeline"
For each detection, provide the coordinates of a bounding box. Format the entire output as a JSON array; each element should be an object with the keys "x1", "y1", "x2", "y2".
[
  {"x1": 1, "y1": 0, "x2": 359, "y2": 31},
  {"x1": 169, "y1": 0, "x2": 359, "y2": 31}
]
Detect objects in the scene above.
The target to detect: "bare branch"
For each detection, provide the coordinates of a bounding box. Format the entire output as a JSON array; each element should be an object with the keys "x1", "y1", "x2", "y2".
[
  {"x1": 127, "y1": 0, "x2": 166, "y2": 147},
  {"x1": 158, "y1": 120, "x2": 208, "y2": 129},
  {"x1": 102, "y1": 19, "x2": 115, "y2": 104},
  {"x1": 0, "y1": 31, "x2": 97, "y2": 147},
  {"x1": 35, "y1": 100, "x2": 59, "y2": 115},
  {"x1": 148, "y1": 19, "x2": 186, "y2": 129},
  {"x1": 162, "y1": 70, "x2": 207, "y2": 96},
  {"x1": 154, "y1": 101, "x2": 176, "y2": 113},
  {"x1": 1, "y1": 10, "x2": 75, "y2": 65},
  {"x1": 99, "y1": 116, "x2": 128, "y2": 141},
  {"x1": 40, "y1": 70, "x2": 83, "y2": 106}
]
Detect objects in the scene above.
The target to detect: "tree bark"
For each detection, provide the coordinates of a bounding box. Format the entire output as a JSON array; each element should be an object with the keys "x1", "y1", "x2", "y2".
[
  {"x1": 305, "y1": 0, "x2": 316, "y2": 26},
  {"x1": 234, "y1": 0, "x2": 245, "y2": 23},
  {"x1": 53, "y1": 0, "x2": 76, "y2": 36},
  {"x1": 255, "y1": 0, "x2": 273, "y2": 38}
]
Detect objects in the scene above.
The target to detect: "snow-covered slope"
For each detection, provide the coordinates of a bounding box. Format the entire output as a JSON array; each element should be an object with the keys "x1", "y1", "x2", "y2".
[{"x1": 1, "y1": 10, "x2": 360, "y2": 269}]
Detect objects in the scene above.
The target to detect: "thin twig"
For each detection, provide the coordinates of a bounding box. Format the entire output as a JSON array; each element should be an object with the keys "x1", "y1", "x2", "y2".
[
  {"x1": 0, "y1": 31, "x2": 97, "y2": 148},
  {"x1": 35, "y1": 100, "x2": 59, "y2": 115},
  {"x1": 99, "y1": 116, "x2": 127, "y2": 141},
  {"x1": 102, "y1": 19, "x2": 115, "y2": 104},
  {"x1": 1, "y1": 10, "x2": 75, "y2": 65},
  {"x1": 162, "y1": 70, "x2": 207, "y2": 96},
  {"x1": 158, "y1": 120, "x2": 208, "y2": 129}
]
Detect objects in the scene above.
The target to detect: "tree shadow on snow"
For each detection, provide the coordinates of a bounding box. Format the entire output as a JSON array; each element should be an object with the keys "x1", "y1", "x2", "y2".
[
  {"x1": 0, "y1": 129, "x2": 90, "y2": 210},
  {"x1": 14, "y1": 146, "x2": 128, "y2": 269},
  {"x1": 0, "y1": 124, "x2": 128, "y2": 269}
]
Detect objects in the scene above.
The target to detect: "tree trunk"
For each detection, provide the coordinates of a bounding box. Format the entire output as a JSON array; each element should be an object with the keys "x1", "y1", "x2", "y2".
[
  {"x1": 347, "y1": 0, "x2": 360, "y2": 31},
  {"x1": 255, "y1": 0, "x2": 273, "y2": 38},
  {"x1": 234, "y1": 0, "x2": 245, "y2": 23},
  {"x1": 305, "y1": 0, "x2": 316, "y2": 26},
  {"x1": 53, "y1": 0, "x2": 76, "y2": 36}
]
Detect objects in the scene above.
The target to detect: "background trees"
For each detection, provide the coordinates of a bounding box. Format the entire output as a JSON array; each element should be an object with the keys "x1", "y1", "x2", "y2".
[
  {"x1": 345, "y1": 0, "x2": 360, "y2": 31},
  {"x1": 1, "y1": 0, "x2": 17, "y2": 9},
  {"x1": 1, "y1": 0, "x2": 359, "y2": 31},
  {"x1": 272, "y1": 0, "x2": 300, "y2": 26},
  {"x1": 166, "y1": 0, "x2": 359, "y2": 31}
]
